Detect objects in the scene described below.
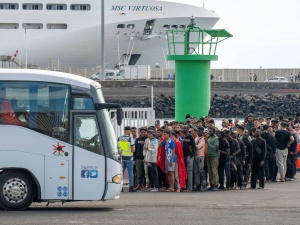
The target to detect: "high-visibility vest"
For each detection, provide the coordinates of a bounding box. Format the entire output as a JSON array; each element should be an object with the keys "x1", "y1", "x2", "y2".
[{"x1": 118, "y1": 140, "x2": 133, "y2": 157}]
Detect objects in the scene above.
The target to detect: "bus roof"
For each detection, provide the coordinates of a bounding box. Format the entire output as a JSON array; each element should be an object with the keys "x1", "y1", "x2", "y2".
[{"x1": 0, "y1": 69, "x2": 101, "y2": 89}]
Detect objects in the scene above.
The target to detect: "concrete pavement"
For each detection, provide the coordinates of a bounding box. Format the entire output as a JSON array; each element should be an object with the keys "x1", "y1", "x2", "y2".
[{"x1": 1, "y1": 174, "x2": 300, "y2": 224}]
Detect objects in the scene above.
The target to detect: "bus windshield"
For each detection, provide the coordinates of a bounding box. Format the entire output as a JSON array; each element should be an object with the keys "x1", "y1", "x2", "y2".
[{"x1": 96, "y1": 89, "x2": 118, "y2": 160}]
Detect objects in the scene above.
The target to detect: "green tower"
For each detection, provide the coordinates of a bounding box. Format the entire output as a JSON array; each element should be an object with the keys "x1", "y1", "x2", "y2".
[{"x1": 167, "y1": 17, "x2": 232, "y2": 121}]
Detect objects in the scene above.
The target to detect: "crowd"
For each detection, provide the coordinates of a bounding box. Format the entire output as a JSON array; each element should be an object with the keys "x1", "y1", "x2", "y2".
[{"x1": 118, "y1": 113, "x2": 300, "y2": 192}]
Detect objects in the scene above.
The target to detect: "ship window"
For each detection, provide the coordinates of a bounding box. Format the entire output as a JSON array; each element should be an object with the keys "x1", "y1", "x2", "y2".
[
  {"x1": 0, "y1": 3, "x2": 19, "y2": 10},
  {"x1": 179, "y1": 25, "x2": 186, "y2": 29},
  {"x1": 22, "y1": 3, "x2": 43, "y2": 10},
  {"x1": 171, "y1": 25, "x2": 178, "y2": 29},
  {"x1": 22, "y1": 23, "x2": 43, "y2": 29},
  {"x1": 46, "y1": 4, "x2": 67, "y2": 10},
  {"x1": 117, "y1": 24, "x2": 125, "y2": 29},
  {"x1": 127, "y1": 24, "x2": 135, "y2": 29},
  {"x1": 47, "y1": 24, "x2": 67, "y2": 29},
  {"x1": 70, "y1": 4, "x2": 91, "y2": 11},
  {"x1": 0, "y1": 23, "x2": 19, "y2": 29},
  {"x1": 163, "y1": 25, "x2": 170, "y2": 29}
]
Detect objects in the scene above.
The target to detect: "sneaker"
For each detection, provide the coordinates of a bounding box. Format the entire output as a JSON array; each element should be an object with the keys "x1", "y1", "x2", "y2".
[
  {"x1": 145, "y1": 188, "x2": 154, "y2": 192},
  {"x1": 150, "y1": 188, "x2": 159, "y2": 192},
  {"x1": 218, "y1": 186, "x2": 224, "y2": 190},
  {"x1": 238, "y1": 187, "x2": 243, "y2": 190},
  {"x1": 129, "y1": 187, "x2": 137, "y2": 192},
  {"x1": 212, "y1": 187, "x2": 218, "y2": 191},
  {"x1": 200, "y1": 187, "x2": 207, "y2": 191},
  {"x1": 257, "y1": 187, "x2": 264, "y2": 189}
]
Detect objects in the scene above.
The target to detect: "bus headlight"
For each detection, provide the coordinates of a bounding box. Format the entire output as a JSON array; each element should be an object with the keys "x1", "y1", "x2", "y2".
[{"x1": 112, "y1": 174, "x2": 122, "y2": 184}]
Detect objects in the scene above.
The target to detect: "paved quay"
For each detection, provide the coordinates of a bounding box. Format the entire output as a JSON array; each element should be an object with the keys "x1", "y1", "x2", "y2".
[{"x1": 1, "y1": 174, "x2": 300, "y2": 225}]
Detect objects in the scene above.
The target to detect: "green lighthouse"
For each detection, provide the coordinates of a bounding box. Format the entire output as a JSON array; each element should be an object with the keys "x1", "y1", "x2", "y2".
[{"x1": 167, "y1": 16, "x2": 232, "y2": 121}]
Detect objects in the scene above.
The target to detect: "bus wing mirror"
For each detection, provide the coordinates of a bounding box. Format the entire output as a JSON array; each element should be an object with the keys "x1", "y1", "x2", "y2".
[
  {"x1": 94, "y1": 103, "x2": 123, "y2": 126},
  {"x1": 117, "y1": 108, "x2": 122, "y2": 126}
]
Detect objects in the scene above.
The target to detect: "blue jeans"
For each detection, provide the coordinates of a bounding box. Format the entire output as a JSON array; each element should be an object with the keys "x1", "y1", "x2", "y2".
[
  {"x1": 218, "y1": 158, "x2": 230, "y2": 188},
  {"x1": 185, "y1": 156, "x2": 194, "y2": 190},
  {"x1": 122, "y1": 159, "x2": 134, "y2": 187}
]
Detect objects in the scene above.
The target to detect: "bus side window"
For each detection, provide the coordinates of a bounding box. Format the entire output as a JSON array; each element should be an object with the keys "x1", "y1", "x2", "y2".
[{"x1": 0, "y1": 99, "x2": 27, "y2": 126}]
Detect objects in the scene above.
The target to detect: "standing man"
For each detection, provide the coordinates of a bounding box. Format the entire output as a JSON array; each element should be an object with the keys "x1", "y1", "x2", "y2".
[
  {"x1": 261, "y1": 124, "x2": 276, "y2": 182},
  {"x1": 251, "y1": 129, "x2": 266, "y2": 189},
  {"x1": 207, "y1": 127, "x2": 220, "y2": 191},
  {"x1": 118, "y1": 126, "x2": 136, "y2": 192},
  {"x1": 182, "y1": 125, "x2": 196, "y2": 192},
  {"x1": 218, "y1": 131, "x2": 230, "y2": 190},
  {"x1": 161, "y1": 130, "x2": 176, "y2": 192},
  {"x1": 133, "y1": 127, "x2": 147, "y2": 191},
  {"x1": 144, "y1": 130, "x2": 159, "y2": 192},
  {"x1": 242, "y1": 133, "x2": 253, "y2": 189},
  {"x1": 245, "y1": 114, "x2": 255, "y2": 133},
  {"x1": 275, "y1": 122, "x2": 294, "y2": 182},
  {"x1": 193, "y1": 127, "x2": 206, "y2": 191}
]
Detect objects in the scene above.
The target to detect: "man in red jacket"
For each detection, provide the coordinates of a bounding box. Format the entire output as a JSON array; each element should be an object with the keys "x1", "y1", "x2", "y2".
[
  {"x1": 156, "y1": 128, "x2": 167, "y2": 191},
  {"x1": 172, "y1": 131, "x2": 187, "y2": 192}
]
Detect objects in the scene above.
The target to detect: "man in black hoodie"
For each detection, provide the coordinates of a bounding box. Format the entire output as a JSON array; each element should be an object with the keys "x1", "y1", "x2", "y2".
[
  {"x1": 133, "y1": 128, "x2": 147, "y2": 191},
  {"x1": 251, "y1": 129, "x2": 267, "y2": 189},
  {"x1": 261, "y1": 124, "x2": 276, "y2": 182},
  {"x1": 182, "y1": 125, "x2": 196, "y2": 192}
]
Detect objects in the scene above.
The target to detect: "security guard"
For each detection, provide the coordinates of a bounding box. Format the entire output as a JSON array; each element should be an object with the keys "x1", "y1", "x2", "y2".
[{"x1": 118, "y1": 126, "x2": 136, "y2": 192}]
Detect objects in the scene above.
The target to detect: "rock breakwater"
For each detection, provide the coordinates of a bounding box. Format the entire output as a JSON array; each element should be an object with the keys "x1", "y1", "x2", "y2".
[{"x1": 106, "y1": 93, "x2": 300, "y2": 118}]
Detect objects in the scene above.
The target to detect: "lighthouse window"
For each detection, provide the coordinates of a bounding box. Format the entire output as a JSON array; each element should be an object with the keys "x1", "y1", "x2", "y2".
[
  {"x1": 46, "y1": 4, "x2": 67, "y2": 10},
  {"x1": 0, "y1": 3, "x2": 19, "y2": 10},
  {"x1": 70, "y1": 4, "x2": 91, "y2": 11},
  {"x1": 171, "y1": 25, "x2": 178, "y2": 29},
  {"x1": 22, "y1": 4, "x2": 43, "y2": 10},
  {"x1": 179, "y1": 25, "x2": 186, "y2": 29},
  {"x1": 163, "y1": 25, "x2": 170, "y2": 29}
]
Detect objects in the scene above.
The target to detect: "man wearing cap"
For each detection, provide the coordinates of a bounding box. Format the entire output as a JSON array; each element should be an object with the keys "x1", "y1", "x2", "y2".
[
  {"x1": 265, "y1": 117, "x2": 271, "y2": 126},
  {"x1": 245, "y1": 114, "x2": 255, "y2": 133},
  {"x1": 155, "y1": 120, "x2": 161, "y2": 129},
  {"x1": 118, "y1": 126, "x2": 136, "y2": 192},
  {"x1": 261, "y1": 124, "x2": 276, "y2": 182},
  {"x1": 275, "y1": 121, "x2": 295, "y2": 182}
]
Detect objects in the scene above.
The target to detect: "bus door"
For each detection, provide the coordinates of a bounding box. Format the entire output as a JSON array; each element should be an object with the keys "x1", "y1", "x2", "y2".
[{"x1": 72, "y1": 112, "x2": 106, "y2": 200}]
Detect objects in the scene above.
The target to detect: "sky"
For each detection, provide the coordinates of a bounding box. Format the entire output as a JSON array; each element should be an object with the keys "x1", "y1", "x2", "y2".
[{"x1": 163, "y1": 0, "x2": 300, "y2": 69}]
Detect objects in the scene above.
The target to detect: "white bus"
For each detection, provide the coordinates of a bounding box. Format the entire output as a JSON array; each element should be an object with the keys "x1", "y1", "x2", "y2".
[{"x1": 0, "y1": 69, "x2": 123, "y2": 211}]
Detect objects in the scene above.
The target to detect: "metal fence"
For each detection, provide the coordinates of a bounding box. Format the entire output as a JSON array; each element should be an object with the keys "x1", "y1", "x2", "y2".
[{"x1": 110, "y1": 107, "x2": 155, "y2": 138}]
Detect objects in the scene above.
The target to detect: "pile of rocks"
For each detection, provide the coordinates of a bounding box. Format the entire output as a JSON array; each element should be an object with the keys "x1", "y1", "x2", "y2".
[{"x1": 106, "y1": 93, "x2": 300, "y2": 118}]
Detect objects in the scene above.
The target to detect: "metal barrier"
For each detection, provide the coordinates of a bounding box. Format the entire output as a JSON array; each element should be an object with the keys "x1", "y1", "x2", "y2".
[{"x1": 109, "y1": 107, "x2": 155, "y2": 138}]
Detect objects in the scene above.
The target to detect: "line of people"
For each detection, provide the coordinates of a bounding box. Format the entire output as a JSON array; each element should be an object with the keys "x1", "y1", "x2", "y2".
[{"x1": 118, "y1": 114, "x2": 300, "y2": 192}]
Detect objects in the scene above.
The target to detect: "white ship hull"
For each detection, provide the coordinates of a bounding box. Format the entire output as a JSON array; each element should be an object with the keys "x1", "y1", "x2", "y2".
[{"x1": 0, "y1": 0, "x2": 220, "y2": 69}]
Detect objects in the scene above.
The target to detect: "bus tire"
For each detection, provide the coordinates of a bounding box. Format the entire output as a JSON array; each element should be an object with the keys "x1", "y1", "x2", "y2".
[{"x1": 0, "y1": 171, "x2": 36, "y2": 211}]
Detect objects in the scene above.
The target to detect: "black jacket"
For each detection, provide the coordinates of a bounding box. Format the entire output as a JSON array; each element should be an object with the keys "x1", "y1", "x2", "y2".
[
  {"x1": 243, "y1": 140, "x2": 253, "y2": 164},
  {"x1": 251, "y1": 137, "x2": 266, "y2": 160},
  {"x1": 134, "y1": 136, "x2": 147, "y2": 160},
  {"x1": 182, "y1": 133, "x2": 196, "y2": 157},
  {"x1": 261, "y1": 131, "x2": 276, "y2": 154}
]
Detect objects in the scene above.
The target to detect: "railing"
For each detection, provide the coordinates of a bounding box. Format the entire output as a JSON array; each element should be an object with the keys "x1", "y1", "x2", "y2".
[{"x1": 109, "y1": 107, "x2": 155, "y2": 137}]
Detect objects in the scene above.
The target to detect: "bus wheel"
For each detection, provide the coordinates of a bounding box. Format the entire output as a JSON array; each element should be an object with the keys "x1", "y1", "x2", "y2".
[{"x1": 0, "y1": 171, "x2": 36, "y2": 211}]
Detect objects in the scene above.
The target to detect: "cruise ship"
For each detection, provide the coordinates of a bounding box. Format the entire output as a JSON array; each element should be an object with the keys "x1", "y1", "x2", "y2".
[{"x1": 0, "y1": 1, "x2": 220, "y2": 69}]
